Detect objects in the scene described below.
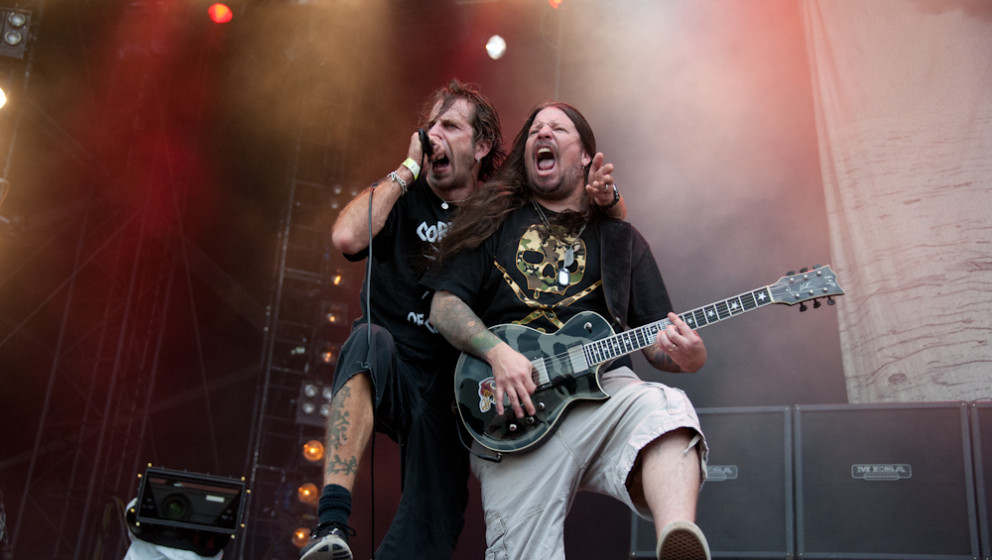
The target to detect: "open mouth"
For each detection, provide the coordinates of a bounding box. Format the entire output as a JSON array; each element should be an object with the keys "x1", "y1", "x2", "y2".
[
  {"x1": 536, "y1": 146, "x2": 556, "y2": 171},
  {"x1": 432, "y1": 153, "x2": 451, "y2": 173}
]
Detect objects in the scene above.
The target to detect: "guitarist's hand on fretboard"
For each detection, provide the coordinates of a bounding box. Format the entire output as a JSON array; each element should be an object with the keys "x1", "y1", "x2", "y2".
[
  {"x1": 486, "y1": 342, "x2": 538, "y2": 418},
  {"x1": 652, "y1": 312, "x2": 707, "y2": 373}
]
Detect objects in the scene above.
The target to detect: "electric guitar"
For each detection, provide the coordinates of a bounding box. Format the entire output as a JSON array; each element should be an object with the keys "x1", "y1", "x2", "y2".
[{"x1": 454, "y1": 265, "x2": 843, "y2": 454}]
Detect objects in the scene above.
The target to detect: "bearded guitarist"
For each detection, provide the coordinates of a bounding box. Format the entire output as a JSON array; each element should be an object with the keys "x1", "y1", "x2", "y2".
[{"x1": 425, "y1": 102, "x2": 712, "y2": 560}]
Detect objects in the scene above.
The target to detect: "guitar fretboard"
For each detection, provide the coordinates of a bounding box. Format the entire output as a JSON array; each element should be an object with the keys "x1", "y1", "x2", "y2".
[{"x1": 582, "y1": 286, "x2": 773, "y2": 365}]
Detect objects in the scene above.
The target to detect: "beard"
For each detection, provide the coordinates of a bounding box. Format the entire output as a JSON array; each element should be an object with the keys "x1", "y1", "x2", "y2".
[{"x1": 527, "y1": 159, "x2": 587, "y2": 201}]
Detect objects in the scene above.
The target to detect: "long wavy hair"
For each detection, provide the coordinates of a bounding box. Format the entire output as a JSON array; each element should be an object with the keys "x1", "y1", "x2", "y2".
[
  {"x1": 438, "y1": 101, "x2": 609, "y2": 260},
  {"x1": 419, "y1": 79, "x2": 504, "y2": 182}
]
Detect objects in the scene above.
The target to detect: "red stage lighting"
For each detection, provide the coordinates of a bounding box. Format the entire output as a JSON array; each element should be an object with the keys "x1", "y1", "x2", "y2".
[{"x1": 207, "y1": 3, "x2": 233, "y2": 24}]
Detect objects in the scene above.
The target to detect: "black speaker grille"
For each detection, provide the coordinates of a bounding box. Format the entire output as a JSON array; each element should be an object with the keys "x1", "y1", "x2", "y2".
[{"x1": 796, "y1": 402, "x2": 979, "y2": 558}]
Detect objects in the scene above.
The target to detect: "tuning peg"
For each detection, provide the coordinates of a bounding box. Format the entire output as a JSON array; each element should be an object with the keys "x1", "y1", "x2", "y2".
[
  {"x1": 800, "y1": 267, "x2": 809, "y2": 273},
  {"x1": 799, "y1": 302, "x2": 808, "y2": 312},
  {"x1": 827, "y1": 297, "x2": 836, "y2": 306},
  {"x1": 813, "y1": 299, "x2": 822, "y2": 309},
  {"x1": 786, "y1": 270, "x2": 796, "y2": 276}
]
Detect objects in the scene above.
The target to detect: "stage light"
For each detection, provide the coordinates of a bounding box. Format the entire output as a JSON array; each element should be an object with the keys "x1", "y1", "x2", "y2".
[
  {"x1": 297, "y1": 381, "x2": 334, "y2": 427},
  {"x1": 320, "y1": 344, "x2": 340, "y2": 364},
  {"x1": 548, "y1": 0, "x2": 563, "y2": 8},
  {"x1": 0, "y1": 87, "x2": 6, "y2": 110},
  {"x1": 302, "y1": 439, "x2": 324, "y2": 463},
  {"x1": 324, "y1": 302, "x2": 347, "y2": 324},
  {"x1": 292, "y1": 527, "x2": 310, "y2": 548},
  {"x1": 296, "y1": 482, "x2": 319, "y2": 506},
  {"x1": 207, "y1": 3, "x2": 233, "y2": 24},
  {"x1": 0, "y1": 9, "x2": 31, "y2": 60},
  {"x1": 486, "y1": 35, "x2": 506, "y2": 60},
  {"x1": 329, "y1": 269, "x2": 350, "y2": 289}
]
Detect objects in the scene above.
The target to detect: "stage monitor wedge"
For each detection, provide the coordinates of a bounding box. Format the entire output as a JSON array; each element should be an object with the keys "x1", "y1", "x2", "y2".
[{"x1": 135, "y1": 465, "x2": 246, "y2": 535}]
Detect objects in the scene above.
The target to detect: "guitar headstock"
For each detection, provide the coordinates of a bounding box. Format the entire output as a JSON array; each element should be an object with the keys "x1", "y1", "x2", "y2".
[{"x1": 768, "y1": 265, "x2": 844, "y2": 310}]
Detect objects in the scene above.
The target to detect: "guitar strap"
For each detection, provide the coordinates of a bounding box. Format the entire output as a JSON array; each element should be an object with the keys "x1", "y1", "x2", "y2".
[{"x1": 598, "y1": 219, "x2": 634, "y2": 332}]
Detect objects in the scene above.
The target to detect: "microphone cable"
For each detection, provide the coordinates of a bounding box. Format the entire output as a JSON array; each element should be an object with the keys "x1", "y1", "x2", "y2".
[
  {"x1": 364, "y1": 179, "x2": 376, "y2": 558},
  {"x1": 360, "y1": 135, "x2": 431, "y2": 557}
]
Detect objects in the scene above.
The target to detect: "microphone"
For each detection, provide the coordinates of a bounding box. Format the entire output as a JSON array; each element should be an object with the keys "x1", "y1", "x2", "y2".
[{"x1": 418, "y1": 128, "x2": 433, "y2": 160}]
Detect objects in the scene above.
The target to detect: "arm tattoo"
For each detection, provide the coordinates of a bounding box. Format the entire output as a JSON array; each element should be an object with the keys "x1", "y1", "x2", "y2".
[
  {"x1": 432, "y1": 291, "x2": 501, "y2": 358},
  {"x1": 327, "y1": 455, "x2": 359, "y2": 477}
]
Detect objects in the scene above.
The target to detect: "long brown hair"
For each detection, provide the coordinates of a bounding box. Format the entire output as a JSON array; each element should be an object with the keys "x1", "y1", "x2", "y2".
[
  {"x1": 419, "y1": 79, "x2": 504, "y2": 182},
  {"x1": 438, "y1": 101, "x2": 608, "y2": 260}
]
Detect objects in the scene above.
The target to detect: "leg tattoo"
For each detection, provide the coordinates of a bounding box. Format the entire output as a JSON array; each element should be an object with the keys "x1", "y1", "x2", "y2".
[{"x1": 325, "y1": 386, "x2": 359, "y2": 477}]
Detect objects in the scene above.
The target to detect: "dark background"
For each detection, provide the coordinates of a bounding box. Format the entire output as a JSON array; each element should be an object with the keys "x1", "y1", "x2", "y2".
[{"x1": 0, "y1": 0, "x2": 843, "y2": 558}]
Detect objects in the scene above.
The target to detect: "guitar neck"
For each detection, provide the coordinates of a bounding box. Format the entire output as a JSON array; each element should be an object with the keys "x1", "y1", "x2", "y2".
[{"x1": 583, "y1": 284, "x2": 773, "y2": 366}]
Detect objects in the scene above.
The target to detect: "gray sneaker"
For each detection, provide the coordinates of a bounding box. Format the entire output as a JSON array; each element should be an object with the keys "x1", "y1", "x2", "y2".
[{"x1": 300, "y1": 522, "x2": 355, "y2": 560}]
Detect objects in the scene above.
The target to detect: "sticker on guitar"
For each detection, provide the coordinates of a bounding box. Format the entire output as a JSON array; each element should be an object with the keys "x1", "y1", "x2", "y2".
[{"x1": 477, "y1": 377, "x2": 497, "y2": 413}]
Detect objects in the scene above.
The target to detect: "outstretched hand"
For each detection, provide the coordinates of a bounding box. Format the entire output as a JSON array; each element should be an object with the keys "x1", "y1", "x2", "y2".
[{"x1": 585, "y1": 152, "x2": 615, "y2": 206}]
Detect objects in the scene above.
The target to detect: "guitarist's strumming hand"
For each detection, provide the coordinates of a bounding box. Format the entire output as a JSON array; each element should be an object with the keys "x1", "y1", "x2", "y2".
[
  {"x1": 485, "y1": 343, "x2": 537, "y2": 419},
  {"x1": 430, "y1": 290, "x2": 537, "y2": 418},
  {"x1": 647, "y1": 312, "x2": 707, "y2": 373}
]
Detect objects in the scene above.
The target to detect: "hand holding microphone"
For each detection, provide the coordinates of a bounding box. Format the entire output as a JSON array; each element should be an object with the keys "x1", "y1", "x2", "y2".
[
  {"x1": 400, "y1": 128, "x2": 434, "y2": 187},
  {"x1": 418, "y1": 128, "x2": 433, "y2": 162}
]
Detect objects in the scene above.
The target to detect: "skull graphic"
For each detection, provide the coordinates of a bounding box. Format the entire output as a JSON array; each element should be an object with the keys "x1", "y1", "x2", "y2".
[{"x1": 516, "y1": 225, "x2": 585, "y2": 296}]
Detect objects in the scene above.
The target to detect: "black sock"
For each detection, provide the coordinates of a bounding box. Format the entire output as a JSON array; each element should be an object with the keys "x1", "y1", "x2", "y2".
[{"x1": 317, "y1": 484, "x2": 352, "y2": 527}]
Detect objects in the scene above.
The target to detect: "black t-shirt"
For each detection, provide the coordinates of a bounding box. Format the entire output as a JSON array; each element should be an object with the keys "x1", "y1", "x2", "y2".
[
  {"x1": 346, "y1": 178, "x2": 459, "y2": 367},
  {"x1": 425, "y1": 203, "x2": 669, "y2": 333}
]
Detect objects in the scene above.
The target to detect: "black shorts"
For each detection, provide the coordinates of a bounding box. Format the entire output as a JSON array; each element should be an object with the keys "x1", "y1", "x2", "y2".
[{"x1": 330, "y1": 323, "x2": 470, "y2": 559}]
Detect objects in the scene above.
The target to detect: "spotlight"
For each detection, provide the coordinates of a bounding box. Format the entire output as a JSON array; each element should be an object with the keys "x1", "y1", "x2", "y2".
[
  {"x1": 302, "y1": 440, "x2": 324, "y2": 463},
  {"x1": 207, "y1": 3, "x2": 233, "y2": 24},
  {"x1": 320, "y1": 345, "x2": 340, "y2": 364},
  {"x1": 323, "y1": 302, "x2": 348, "y2": 325},
  {"x1": 297, "y1": 482, "x2": 319, "y2": 506},
  {"x1": 292, "y1": 527, "x2": 310, "y2": 548},
  {"x1": 329, "y1": 270, "x2": 350, "y2": 289},
  {"x1": 486, "y1": 35, "x2": 506, "y2": 60}
]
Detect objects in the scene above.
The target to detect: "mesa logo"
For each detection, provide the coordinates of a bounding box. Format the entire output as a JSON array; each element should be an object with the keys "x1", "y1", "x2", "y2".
[
  {"x1": 850, "y1": 463, "x2": 912, "y2": 481},
  {"x1": 706, "y1": 465, "x2": 738, "y2": 482}
]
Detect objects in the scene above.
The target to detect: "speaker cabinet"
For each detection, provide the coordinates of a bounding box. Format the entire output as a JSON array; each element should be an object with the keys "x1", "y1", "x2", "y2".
[
  {"x1": 972, "y1": 401, "x2": 992, "y2": 560},
  {"x1": 795, "y1": 402, "x2": 980, "y2": 559},
  {"x1": 630, "y1": 406, "x2": 793, "y2": 559}
]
